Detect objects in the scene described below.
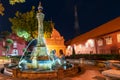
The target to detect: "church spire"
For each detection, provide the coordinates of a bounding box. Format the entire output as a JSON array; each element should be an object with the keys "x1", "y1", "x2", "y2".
[
  {"x1": 74, "y1": 4, "x2": 79, "y2": 36},
  {"x1": 37, "y1": 1, "x2": 43, "y2": 11},
  {"x1": 50, "y1": 18, "x2": 54, "y2": 29}
]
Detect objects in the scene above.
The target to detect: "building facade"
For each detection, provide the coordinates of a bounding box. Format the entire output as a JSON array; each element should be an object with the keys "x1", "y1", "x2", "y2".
[
  {"x1": 66, "y1": 17, "x2": 120, "y2": 55},
  {"x1": 0, "y1": 24, "x2": 66, "y2": 57},
  {"x1": 0, "y1": 33, "x2": 26, "y2": 56},
  {"x1": 46, "y1": 28, "x2": 66, "y2": 56}
]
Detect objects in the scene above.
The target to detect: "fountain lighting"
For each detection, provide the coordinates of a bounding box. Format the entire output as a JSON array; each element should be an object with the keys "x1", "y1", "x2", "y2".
[{"x1": 3, "y1": 2, "x2": 80, "y2": 79}]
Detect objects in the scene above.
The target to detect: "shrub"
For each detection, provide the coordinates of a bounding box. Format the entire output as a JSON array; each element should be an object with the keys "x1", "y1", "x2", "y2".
[
  {"x1": 66, "y1": 54, "x2": 120, "y2": 60},
  {"x1": 97, "y1": 63, "x2": 105, "y2": 68},
  {"x1": 6, "y1": 39, "x2": 13, "y2": 44}
]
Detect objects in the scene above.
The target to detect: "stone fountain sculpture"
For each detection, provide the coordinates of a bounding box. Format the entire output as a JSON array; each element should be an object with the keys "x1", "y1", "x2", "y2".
[
  {"x1": 30, "y1": 2, "x2": 53, "y2": 70},
  {"x1": 19, "y1": 2, "x2": 54, "y2": 70}
]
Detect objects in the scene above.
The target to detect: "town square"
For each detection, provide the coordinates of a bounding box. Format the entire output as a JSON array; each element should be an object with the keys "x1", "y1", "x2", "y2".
[{"x1": 0, "y1": 0, "x2": 120, "y2": 80}]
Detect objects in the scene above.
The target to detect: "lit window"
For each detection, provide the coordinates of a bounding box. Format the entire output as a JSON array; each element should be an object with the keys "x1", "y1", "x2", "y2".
[
  {"x1": 85, "y1": 42, "x2": 89, "y2": 48},
  {"x1": 79, "y1": 44, "x2": 82, "y2": 49},
  {"x1": 117, "y1": 34, "x2": 120, "y2": 42},
  {"x1": 13, "y1": 41, "x2": 17, "y2": 48},
  {"x1": 105, "y1": 36, "x2": 112, "y2": 45},
  {"x1": 75, "y1": 44, "x2": 82, "y2": 54},
  {"x1": 88, "y1": 39, "x2": 94, "y2": 47},
  {"x1": 3, "y1": 41, "x2": 5, "y2": 46},
  {"x1": 86, "y1": 39, "x2": 94, "y2": 48},
  {"x1": 66, "y1": 45, "x2": 72, "y2": 55},
  {"x1": 97, "y1": 39, "x2": 103, "y2": 46}
]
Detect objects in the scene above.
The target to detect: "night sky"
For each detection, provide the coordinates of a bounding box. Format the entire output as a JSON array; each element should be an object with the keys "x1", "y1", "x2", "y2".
[{"x1": 0, "y1": 0, "x2": 120, "y2": 41}]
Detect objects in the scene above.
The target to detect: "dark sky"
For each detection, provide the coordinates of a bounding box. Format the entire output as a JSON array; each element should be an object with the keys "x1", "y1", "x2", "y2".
[{"x1": 0, "y1": 0, "x2": 120, "y2": 41}]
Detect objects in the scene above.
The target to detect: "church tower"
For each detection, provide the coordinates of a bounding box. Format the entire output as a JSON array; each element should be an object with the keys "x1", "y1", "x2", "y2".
[{"x1": 74, "y1": 4, "x2": 80, "y2": 36}]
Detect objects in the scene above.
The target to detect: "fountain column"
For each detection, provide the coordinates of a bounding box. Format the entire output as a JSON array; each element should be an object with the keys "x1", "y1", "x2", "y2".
[
  {"x1": 36, "y1": 2, "x2": 44, "y2": 46},
  {"x1": 31, "y1": 2, "x2": 52, "y2": 69},
  {"x1": 32, "y1": 2, "x2": 48, "y2": 56}
]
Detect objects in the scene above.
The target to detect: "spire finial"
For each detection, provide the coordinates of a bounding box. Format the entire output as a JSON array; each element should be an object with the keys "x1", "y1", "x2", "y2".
[
  {"x1": 38, "y1": 1, "x2": 43, "y2": 11},
  {"x1": 50, "y1": 18, "x2": 54, "y2": 29},
  {"x1": 50, "y1": 17, "x2": 53, "y2": 23},
  {"x1": 74, "y1": 4, "x2": 79, "y2": 36}
]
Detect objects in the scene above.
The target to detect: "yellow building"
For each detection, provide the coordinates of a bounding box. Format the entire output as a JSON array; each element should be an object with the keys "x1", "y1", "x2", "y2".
[{"x1": 45, "y1": 22, "x2": 66, "y2": 57}]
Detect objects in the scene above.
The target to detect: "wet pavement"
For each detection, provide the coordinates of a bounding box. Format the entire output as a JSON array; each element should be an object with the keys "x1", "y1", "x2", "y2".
[
  {"x1": 0, "y1": 59, "x2": 106, "y2": 80},
  {"x1": 0, "y1": 64, "x2": 106, "y2": 80},
  {"x1": 63, "y1": 64, "x2": 105, "y2": 80}
]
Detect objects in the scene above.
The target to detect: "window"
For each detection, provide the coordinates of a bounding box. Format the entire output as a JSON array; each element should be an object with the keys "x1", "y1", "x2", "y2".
[
  {"x1": 97, "y1": 39, "x2": 103, "y2": 46},
  {"x1": 117, "y1": 34, "x2": 120, "y2": 42},
  {"x1": 85, "y1": 42, "x2": 89, "y2": 48},
  {"x1": 13, "y1": 41, "x2": 17, "y2": 48},
  {"x1": 105, "y1": 36, "x2": 112, "y2": 45},
  {"x1": 66, "y1": 45, "x2": 73, "y2": 55},
  {"x1": 88, "y1": 39, "x2": 94, "y2": 47},
  {"x1": 75, "y1": 44, "x2": 82, "y2": 54},
  {"x1": 12, "y1": 49, "x2": 18, "y2": 55},
  {"x1": 86, "y1": 39, "x2": 94, "y2": 48},
  {"x1": 2, "y1": 51, "x2": 5, "y2": 55}
]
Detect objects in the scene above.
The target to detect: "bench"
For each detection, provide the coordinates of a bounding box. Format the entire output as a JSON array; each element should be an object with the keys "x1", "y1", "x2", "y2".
[{"x1": 102, "y1": 69, "x2": 120, "y2": 80}]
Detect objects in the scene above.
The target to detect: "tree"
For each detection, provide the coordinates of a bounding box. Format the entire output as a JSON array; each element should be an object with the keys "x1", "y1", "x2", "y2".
[
  {"x1": 9, "y1": 0, "x2": 25, "y2": 5},
  {"x1": 0, "y1": 3, "x2": 4, "y2": 16},
  {"x1": 9, "y1": 6, "x2": 36, "y2": 40},
  {"x1": 0, "y1": 36, "x2": 13, "y2": 56},
  {"x1": 0, "y1": 0, "x2": 26, "y2": 16},
  {"x1": 44, "y1": 21, "x2": 53, "y2": 38},
  {"x1": 9, "y1": 6, "x2": 53, "y2": 41},
  {"x1": 3, "y1": 39, "x2": 13, "y2": 56}
]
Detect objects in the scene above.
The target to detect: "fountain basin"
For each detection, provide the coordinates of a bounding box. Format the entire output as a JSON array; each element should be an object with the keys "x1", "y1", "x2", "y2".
[
  {"x1": 12, "y1": 69, "x2": 58, "y2": 79},
  {"x1": 4, "y1": 64, "x2": 80, "y2": 79},
  {"x1": 37, "y1": 60, "x2": 53, "y2": 70}
]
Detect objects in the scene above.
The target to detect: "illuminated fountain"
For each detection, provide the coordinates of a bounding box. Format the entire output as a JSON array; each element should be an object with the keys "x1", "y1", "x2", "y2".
[
  {"x1": 18, "y1": 2, "x2": 53, "y2": 70},
  {"x1": 3, "y1": 2, "x2": 80, "y2": 79}
]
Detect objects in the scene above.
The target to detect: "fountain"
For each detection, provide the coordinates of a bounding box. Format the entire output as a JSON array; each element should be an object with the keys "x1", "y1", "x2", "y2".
[
  {"x1": 3, "y1": 2, "x2": 80, "y2": 80},
  {"x1": 18, "y1": 2, "x2": 54, "y2": 71}
]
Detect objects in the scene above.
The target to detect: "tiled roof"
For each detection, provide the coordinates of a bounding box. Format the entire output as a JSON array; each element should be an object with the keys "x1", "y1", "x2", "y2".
[{"x1": 71, "y1": 16, "x2": 120, "y2": 44}]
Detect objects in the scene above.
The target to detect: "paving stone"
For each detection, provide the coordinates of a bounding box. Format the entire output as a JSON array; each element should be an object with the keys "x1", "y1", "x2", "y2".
[{"x1": 0, "y1": 59, "x2": 106, "y2": 80}]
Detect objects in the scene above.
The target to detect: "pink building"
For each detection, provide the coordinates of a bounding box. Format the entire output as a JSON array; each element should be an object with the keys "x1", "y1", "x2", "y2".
[
  {"x1": 0, "y1": 33, "x2": 26, "y2": 56},
  {"x1": 0, "y1": 25, "x2": 66, "y2": 57}
]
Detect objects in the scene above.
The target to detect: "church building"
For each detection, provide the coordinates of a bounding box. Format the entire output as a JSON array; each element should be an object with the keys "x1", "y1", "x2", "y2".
[{"x1": 66, "y1": 17, "x2": 120, "y2": 55}]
